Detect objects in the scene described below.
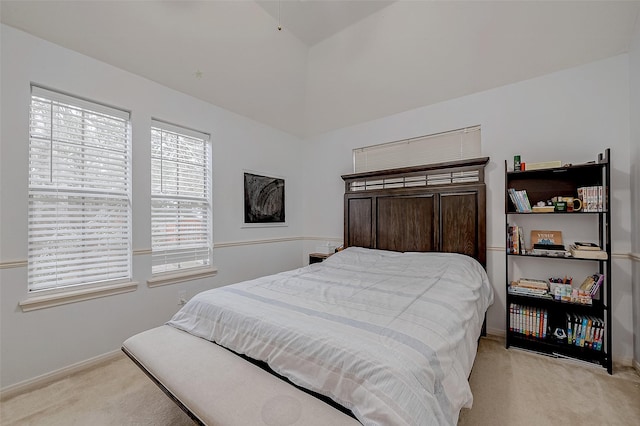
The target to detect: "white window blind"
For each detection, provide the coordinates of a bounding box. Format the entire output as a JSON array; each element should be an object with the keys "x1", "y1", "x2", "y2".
[
  {"x1": 28, "y1": 86, "x2": 132, "y2": 292},
  {"x1": 151, "y1": 120, "x2": 212, "y2": 275},
  {"x1": 353, "y1": 126, "x2": 481, "y2": 173}
]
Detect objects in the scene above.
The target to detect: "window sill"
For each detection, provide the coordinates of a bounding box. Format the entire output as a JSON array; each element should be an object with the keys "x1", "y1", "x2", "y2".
[
  {"x1": 147, "y1": 267, "x2": 218, "y2": 288},
  {"x1": 19, "y1": 281, "x2": 138, "y2": 312}
]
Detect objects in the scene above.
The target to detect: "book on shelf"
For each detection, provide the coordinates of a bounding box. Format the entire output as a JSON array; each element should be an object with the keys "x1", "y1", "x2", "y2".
[
  {"x1": 508, "y1": 188, "x2": 532, "y2": 212},
  {"x1": 577, "y1": 186, "x2": 604, "y2": 212},
  {"x1": 509, "y1": 303, "x2": 548, "y2": 338},
  {"x1": 509, "y1": 280, "x2": 551, "y2": 299},
  {"x1": 533, "y1": 243, "x2": 565, "y2": 251},
  {"x1": 523, "y1": 160, "x2": 562, "y2": 171},
  {"x1": 508, "y1": 287, "x2": 551, "y2": 298},
  {"x1": 507, "y1": 224, "x2": 525, "y2": 254},
  {"x1": 573, "y1": 241, "x2": 601, "y2": 251},
  {"x1": 569, "y1": 244, "x2": 608, "y2": 260},
  {"x1": 579, "y1": 273, "x2": 604, "y2": 296},
  {"x1": 565, "y1": 313, "x2": 603, "y2": 350},
  {"x1": 517, "y1": 278, "x2": 549, "y2": 290}
]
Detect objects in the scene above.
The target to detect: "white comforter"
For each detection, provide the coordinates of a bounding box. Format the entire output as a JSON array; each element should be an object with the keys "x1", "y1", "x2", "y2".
[{"x1": 168, "y1": 247, "x2": 493, "y2": 426}]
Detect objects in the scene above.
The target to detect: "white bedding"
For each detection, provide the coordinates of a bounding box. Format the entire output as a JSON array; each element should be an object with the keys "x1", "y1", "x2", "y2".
[{"x1": 168, "y1": 247, "x2": 493, "y2": 426}]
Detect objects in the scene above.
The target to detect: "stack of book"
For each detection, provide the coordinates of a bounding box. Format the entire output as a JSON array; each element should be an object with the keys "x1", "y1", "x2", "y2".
[
  {"x1": 566, "y1": 313, "x2": 604, "y2": 351},
  {"x1": 509, "y1": 278, "x2": 550, "y2": 298},
  {"x1": 569, "y1": 242, "x2": 607, "y2": 260},
  {"x1": 507, "y1": 188, "x2": 532, "y2": 212},
  {"x1": 509, "y1": 303, "x2": 548, "y2": 339}
]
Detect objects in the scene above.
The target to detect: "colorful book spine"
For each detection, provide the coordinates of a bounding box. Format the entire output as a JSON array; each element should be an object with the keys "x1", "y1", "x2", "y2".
[
  {"x1": 578, "y1": 185, "x2": 604, "y2": 212},
  {"x1": 590, "y1": 274, "x2": 604, "y2": 296},
  {"x1": 510, "y1": 304, "x2": 548, "y2": 339}
]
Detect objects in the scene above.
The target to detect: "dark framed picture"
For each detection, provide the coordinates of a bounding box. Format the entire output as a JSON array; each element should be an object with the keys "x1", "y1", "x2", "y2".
[{"x1": 244, "y1": 172, "x2": 285, "y2": 224}]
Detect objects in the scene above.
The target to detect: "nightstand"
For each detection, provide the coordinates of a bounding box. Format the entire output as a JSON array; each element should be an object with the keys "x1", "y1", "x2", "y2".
[{"x1": 309, "y1": 252, "x2": 331, "y2": 264}]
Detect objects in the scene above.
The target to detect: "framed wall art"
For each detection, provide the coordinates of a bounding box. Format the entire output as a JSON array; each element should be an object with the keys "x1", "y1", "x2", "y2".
[{"x1": 243, "y1": 172, "x2": 285, "y2": 225}]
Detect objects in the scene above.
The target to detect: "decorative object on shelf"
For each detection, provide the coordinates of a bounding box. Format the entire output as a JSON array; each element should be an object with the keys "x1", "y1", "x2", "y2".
[
  {"x1": 530, "y1": 230, "x2": 563, "y2": 247},
  {"x1": 532, "y1": 204, "x2": 555, "y2": 213},
  {"x1": 551, "y1": 196, "x2": 582, "y2": 212},
  {"x1": 552, "y1": 327, "x2": 567, "y2": 343}
]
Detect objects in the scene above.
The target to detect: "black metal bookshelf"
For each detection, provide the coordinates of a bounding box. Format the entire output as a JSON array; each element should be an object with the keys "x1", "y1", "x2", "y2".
[{"x1": 505, "y1": 149, "x2": 612, "y2": 374}]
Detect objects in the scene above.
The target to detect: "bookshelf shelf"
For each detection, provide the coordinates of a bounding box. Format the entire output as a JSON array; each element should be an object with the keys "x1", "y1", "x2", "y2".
[
  {"x1": 506, "y1": 253, "x2": 606, "y2": 262},
  {"x1": 505, "y1": 149, "x2": 612, "y2": 374},
  {"x1": 507, "y1": 293, "x2": 605, "y2": 313},
  {"x1": 507, "y1": 211, "x2": 606, "y2": 215},
  {"x1": 509, "y1": 335, "x2": 607, "y2": 365}
]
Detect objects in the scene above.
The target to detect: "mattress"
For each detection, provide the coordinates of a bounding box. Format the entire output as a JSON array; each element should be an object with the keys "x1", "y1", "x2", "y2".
[{"x1": 168, "y1": 247, "x2": 493, "y2": 425}]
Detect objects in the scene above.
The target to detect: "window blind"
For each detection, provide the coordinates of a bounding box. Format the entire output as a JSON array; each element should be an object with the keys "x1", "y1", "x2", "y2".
[
  {"x1": 28, "y1": 86, "x2": 132, "y2": 292},
  {"x1": 353, "y1": 126, "x2": 481, "y2": 173},
  {"x1": 151, "y1": 120, "x2": 212, "y2": 275}
]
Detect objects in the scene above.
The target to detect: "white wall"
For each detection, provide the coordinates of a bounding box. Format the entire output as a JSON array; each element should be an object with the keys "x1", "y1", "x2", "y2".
[
  {"x1": 0, "y1": 25, "x2": 305, "y2": 389},
  {"x1": 629, "y1": 17, "x2": 640, "y2": 367},
  {"x1": 303, "y1": 55, "x2": 635, "y2": 363}
]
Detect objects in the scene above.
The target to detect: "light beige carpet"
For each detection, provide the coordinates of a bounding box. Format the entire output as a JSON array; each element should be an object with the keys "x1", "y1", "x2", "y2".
[{"x1": 1, "y1": 336, "x2": 639, "y2": 425}]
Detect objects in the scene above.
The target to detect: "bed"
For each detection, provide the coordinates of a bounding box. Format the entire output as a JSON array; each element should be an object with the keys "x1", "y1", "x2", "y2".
[{"x1": 122, "y1": 157, "x2": 491, "y2": 426}]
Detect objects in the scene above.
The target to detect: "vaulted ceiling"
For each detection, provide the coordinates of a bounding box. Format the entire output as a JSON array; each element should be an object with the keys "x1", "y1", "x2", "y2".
[{"x1": 2, "y1": 1, "x2": 639, "y2": 137}]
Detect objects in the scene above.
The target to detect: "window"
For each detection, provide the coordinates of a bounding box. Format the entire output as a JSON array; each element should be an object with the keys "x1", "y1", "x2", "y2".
[
  {"x1": 28, "y1": 86, "x2": 132, "y2": 292},
  {"x1": 151, "y1": 120, "x2": 212, "y2": 275},
  {"x1": 353, "y1": 126, "x2": 481, "y2": 173}
]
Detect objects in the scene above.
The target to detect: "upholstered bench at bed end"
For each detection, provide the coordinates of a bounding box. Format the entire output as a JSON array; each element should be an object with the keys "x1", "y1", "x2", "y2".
[{"x1": 122, "y1": 325, "x2": 360, "y2": 426}]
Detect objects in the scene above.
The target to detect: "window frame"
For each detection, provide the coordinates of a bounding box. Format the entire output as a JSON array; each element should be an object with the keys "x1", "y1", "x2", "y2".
[
  {"x1": 149, "y1": 119, "x2": 213, "y2": 279},
  {"x1": 26, "y1": 85, "x2": 133, "y2": 296}
]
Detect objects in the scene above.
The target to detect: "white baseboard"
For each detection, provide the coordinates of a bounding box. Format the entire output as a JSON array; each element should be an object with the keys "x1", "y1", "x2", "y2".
[
  {"x1": 0, "y1": 349, "x2": 122, "y2": 401},
  {"x1": 486, "y1": 328, "x2": 506, "y2": 338}
]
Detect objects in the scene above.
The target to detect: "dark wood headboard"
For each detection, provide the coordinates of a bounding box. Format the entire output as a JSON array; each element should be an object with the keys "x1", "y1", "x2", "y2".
[{"x1": 341, "y1": 157, "x2": 489, "y2": 267}]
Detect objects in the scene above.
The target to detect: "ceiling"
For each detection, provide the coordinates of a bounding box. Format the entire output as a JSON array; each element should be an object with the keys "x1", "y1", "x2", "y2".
[
  {"x1": 2, "y1": 1, "x2": 639, "y2": 137},
  {"x1": 256, "y1": 1, "x2": 394, "y2": 46}
]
